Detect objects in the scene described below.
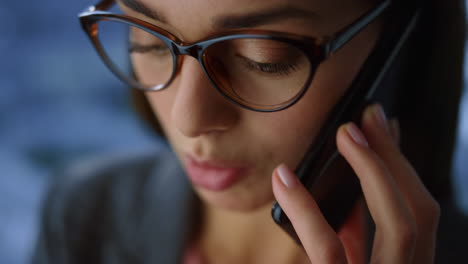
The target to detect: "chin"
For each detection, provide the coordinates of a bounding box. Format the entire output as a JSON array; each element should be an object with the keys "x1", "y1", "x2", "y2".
[{"x1": 195, "y1": 187, "x2": 275, "y2": 212}]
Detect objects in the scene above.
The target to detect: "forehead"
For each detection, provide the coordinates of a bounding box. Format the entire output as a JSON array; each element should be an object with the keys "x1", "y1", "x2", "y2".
[{"x1": 123, "y1": 0, "x2": 370, "y2": 40}]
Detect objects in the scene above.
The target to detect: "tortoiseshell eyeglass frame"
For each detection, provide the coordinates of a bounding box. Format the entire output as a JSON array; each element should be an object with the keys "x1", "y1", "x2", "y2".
[{"x1": 79, "y1": 0, "x2": 391, "y2": 112}]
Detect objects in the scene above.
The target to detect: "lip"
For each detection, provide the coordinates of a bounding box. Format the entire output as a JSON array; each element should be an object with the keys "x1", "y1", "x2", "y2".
[{"x1": 184, "y1": 155, "x2": 249, "y2": 192}]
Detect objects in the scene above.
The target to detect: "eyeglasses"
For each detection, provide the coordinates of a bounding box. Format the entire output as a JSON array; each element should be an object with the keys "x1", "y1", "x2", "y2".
[{"x1": 79, "y1": 0, "x2": 391, "y2": 112}]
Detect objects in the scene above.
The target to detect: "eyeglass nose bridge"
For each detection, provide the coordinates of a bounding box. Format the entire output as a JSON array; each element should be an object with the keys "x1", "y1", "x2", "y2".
[
  {"x1": 172, "y1": 43, "x2": 205, "y2": 60},
  {"x1": 166, "y1": 41, "x2": 219, "y2": 93},
  {"x1": 168, "y1": 42, "x2": 214, "y2": 86}
]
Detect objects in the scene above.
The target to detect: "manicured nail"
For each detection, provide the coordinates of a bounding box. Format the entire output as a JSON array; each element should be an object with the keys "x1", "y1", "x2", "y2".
[
  {"x1": 372, "y1": 104, "x2": 389, "y2": 132},
  {"x1": 277, "y1": 164, "x2": 297, "y2": 188},
  {"x1": 346, "y1": 123, "x2": 368, "y2": 147}
]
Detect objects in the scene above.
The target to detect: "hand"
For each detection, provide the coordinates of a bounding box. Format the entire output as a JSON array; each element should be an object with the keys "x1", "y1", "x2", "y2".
[{"x1": 272, "y1": 104, "x2": 440, "y2": 264}]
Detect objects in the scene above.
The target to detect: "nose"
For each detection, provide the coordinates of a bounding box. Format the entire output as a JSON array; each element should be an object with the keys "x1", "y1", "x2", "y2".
[{"x1": 170, "y1": 56, "x2": 239, "y2": 138}]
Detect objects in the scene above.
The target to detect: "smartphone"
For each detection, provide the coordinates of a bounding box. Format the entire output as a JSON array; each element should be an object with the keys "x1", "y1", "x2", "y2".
[{"x1": 271, "y1": 3, "x2": 422, "y2": 244}]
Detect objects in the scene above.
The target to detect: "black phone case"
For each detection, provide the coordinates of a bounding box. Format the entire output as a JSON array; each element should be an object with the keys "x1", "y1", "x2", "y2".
[{"x1": 271, "y1": 3, "x2": 422, "y2": 244}]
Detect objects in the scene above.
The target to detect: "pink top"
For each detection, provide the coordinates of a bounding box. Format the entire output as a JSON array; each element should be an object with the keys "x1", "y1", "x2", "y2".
[{"x1": 181, "y1": 244, "x2": 204, "y2": 264}]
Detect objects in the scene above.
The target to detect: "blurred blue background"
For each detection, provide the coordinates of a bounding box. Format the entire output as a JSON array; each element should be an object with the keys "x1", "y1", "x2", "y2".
[{"x1": 0, "y1": 1, "x2": 467, "y2": 264}]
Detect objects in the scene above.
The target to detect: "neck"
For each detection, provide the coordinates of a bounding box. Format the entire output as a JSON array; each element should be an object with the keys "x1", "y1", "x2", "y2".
[{"x1": 194, "y1": 201, "x2": 310, "y2": 264}]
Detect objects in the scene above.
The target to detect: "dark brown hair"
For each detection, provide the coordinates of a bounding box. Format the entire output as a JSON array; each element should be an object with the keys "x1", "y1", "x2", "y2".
[
  {"x1": 392, "y1": 0, "x2": 465, "y2": 200},
  {"x1": 131, "y1": 0, "x2": 466, "y2": 201}
]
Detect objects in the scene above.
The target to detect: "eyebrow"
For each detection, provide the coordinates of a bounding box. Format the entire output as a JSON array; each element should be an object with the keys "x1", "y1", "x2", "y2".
[
  {"x1": 119, "y1": 0, "x2": 167, "y2": 23},
  {"x1": 118, "y1": 0, "x2": 317, "y2": 29},
  {"x1": 213, "y1": 6, "x2": 319, "y2": 29}
]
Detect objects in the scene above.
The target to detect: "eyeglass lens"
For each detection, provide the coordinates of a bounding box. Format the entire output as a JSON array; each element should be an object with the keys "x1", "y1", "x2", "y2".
[{"x1": 96, "y1": 20, "x2": 312, "y2": 109}]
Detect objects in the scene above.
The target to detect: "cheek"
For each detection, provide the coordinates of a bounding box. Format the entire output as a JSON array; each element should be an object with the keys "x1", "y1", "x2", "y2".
[
  {"x1": 243, "y1": 95, "x2": 332, "y2": 187},
  {"x1": 145, "y1": 89, "x2": 175, "y2": 136},
  {"x1": 256, "y1": 27, "x2": 379, "y2": 170}
]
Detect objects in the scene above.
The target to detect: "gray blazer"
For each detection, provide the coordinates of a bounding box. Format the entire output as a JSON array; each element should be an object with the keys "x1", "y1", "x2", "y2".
[
  {"x1": 32, "y1": 150, "x2": 198, "y2": 264},
  {"x1": 32, "y1": 150, "x2": 468, "y2": 263}
]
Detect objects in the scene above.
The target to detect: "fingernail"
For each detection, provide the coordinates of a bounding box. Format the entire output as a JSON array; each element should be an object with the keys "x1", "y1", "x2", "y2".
[
  {"x1": 372, "y1": 104, "x2": 389, "y2": 132},
  {"x1": 346, "y1": 123, "x2": 368, "y2": 147},
  {"x1": 277, "y1": 164, "x2": 297, "y2": 188}
]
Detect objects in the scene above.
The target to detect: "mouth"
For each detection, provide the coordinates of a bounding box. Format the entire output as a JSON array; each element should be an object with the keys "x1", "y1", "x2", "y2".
[{"x1": 183, "y1": 154, "x2": 249, "y2": 192}]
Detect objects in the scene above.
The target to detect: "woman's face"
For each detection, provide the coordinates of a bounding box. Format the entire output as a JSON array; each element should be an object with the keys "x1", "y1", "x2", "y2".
[{"x1": 126, "y1": 0, "x2": 380, "y2": 211}]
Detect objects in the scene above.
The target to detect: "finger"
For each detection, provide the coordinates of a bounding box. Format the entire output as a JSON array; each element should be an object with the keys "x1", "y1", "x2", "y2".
[
  {"x1": 360, "y1": 104, "x2": 440, "y2": 262},
  {"x1": 361, "y1": 104, "x2": 439, "y2": 227},
  {"x1": 336, "y1": 123, "x2": 416, "y2": 263},
  {"x1": 337, "y1": 200, "x2": 367, "y2": 264},
  {"x1": 388, "y1": 118, "x2": 400, "y2": 145},
  {"x1": 272, "y1": 164, "x2": 348, "y2": 264},
  {"x1": 360, "y1": 105, "x2": 425, "y2": 198}
]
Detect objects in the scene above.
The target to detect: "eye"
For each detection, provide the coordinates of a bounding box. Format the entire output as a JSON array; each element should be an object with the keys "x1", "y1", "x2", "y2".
[
  {"x1": 237, "y1": 54, "x2": 300, "y2": 76},
  {"x1": 128, "y1": 26, "x2": 171, "y2": 56},
  {"x1": 129, "y1": 42, "x2": 171, "y2": 56}
]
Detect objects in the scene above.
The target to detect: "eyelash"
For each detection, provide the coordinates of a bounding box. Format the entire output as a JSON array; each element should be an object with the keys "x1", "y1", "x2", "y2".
[
  {"x1": 129, "y1": 43, "x2": 170, "y2": 55},
  {"x1": 129, "y1": 43, "x2": 299, "y2": 76},
  {"x1": 241, "y1": 57, "x2": 299, "y2": 76}
]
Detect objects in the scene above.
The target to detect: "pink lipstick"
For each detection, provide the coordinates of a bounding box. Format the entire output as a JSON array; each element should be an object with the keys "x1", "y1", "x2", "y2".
[{"x1": 184, "y1": 156, "x2": 248, "y2": 191}]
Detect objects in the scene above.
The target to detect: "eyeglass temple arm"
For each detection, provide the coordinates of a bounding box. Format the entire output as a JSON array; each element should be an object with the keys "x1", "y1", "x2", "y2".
[{"x1": 326, "y1": 0, "x2": 391, "y2": 56}]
